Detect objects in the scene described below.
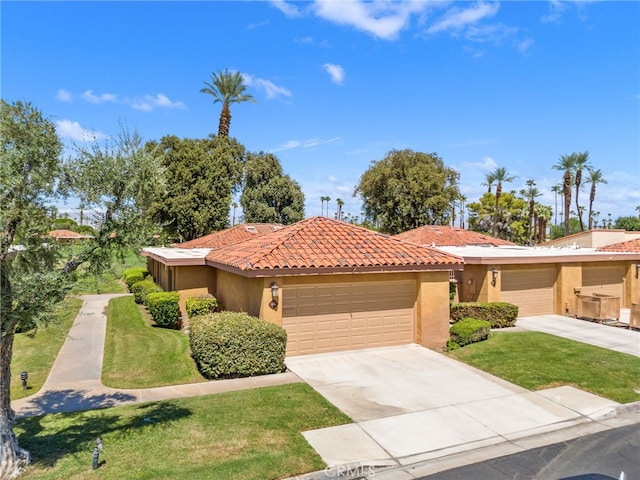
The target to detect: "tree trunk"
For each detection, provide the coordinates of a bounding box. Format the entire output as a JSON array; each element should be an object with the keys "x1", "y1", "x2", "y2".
[
  {"x1": 218, "y1": 103, "x2": 231, "y2": 137},
  {"x1": 575, "y1": 170, "x2": 584, "y2": 231},
  {"x1": 563, "y1": 172, "x2": 571, "y2": 236},
  {"x1": 0, "y1": 332, "x2": 30, "y2": 480},
  {"x1": 588, "y1": 186, "x2": 596, "y2": 230}
]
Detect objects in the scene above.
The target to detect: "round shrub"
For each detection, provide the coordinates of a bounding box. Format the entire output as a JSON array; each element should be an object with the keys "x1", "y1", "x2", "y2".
[
  {"x1": 146, "y1": 291, "x2": 181, "y2": 329},
  {"x1": 186, "y1": 295, "x2": 218, "y2": 318},
  {"x1": 190, "y1": 311, "x2": 287, "y2": 379},
  {"x1": 123, "y1": 267, "x2": 149, "y2": 291},
  {"x1": 449, "y1": 317, "x2": 491, "y2": 348},
  {"x1": 131, "y1": 278, "x2": 162, "y2": 304},
  {"x1": 451, "y1": 302, "x2": 519, "y2": 328}
]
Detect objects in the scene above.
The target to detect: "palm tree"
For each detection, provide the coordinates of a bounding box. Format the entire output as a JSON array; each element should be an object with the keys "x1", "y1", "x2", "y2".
[
  {"x1": 324, "y1": 196, "x2": 331, "y2": 217},
  {"x1": 572, "y1": 151, "x2": 590, "y2": 231},
  {"x1": 522, "y1": 180, "x2": 541, "y2": 243},
  {"x1": 534, "y1": 204, "x2": 553, "y2": 243},
  {"x1": 552, "y1": 154, "x2": 576, "y2": 236},
  {"x1": 483, "y1": 171, "x2": 497, "y2": 194},
  {"x1": 336, "y1": 198, "x2": 344, "y2": 221},
  {"x1": 550, "y1": 184, "x2": 563, "y2": 226},
  {"x1": 458, "y1": 194, "x2": 467, "y2": 228},
  {"x1": 320, "y1": 196, "x2": 329, "y2": 216},
  {"x1": 200, "y1": 69, "x2": 256, "y2": 137},
  {"x1": 490, "y1": 167, "x2": 516, "y2": 237},
  {"x1": 231, "y1": 202, "x2": 238, "y2": 226},
  {"x1": 585, "y1": 168, "x2": 606, "y2": 230}
]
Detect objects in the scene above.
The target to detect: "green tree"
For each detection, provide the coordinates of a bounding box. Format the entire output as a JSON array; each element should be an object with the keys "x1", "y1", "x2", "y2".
[
  {"x1": 240, "y1": 152, "x2": 304, "y2": 225},
  {"x1": 51, "y1": 217, "x2": 78, "y2": 231},
  {"x1": 521, "y1": 179, "x2": 541, "y2": 243},
  {"x1": 489, "y1": 167, "x2": 516, "y2": 237},
  {"x1": 0, "y1": 101, "x2": 164, "y2": 477},
  {"x1": 200, "y1": 69, "x2": 256, "y2": 137},
  {"x1": 572, "y1": 151, "x2": 590, "y2": 231},
  {"x1": 150, "y1": 135, "x2": 246, "y2": 241},
  {"x1": 585, "y1": 168, "x2": 607, "y2": 230},
  {"x1": 552, "y1": 154, "x2": 576, "y2": 236},
  {"x1": 614, "y1": 216, "x2": 640, "y2": 231},
  {"x1": 468, "y1": 191, "x2": 528, "y2": 244},
  {"x1": 354, "y1": 149, "x2": 460, "y2": 234}
]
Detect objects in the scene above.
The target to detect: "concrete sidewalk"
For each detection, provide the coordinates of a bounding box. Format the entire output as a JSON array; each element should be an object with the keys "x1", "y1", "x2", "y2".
[{"x1": 11, "y1": 294, "x2": 300, "y2": 418}]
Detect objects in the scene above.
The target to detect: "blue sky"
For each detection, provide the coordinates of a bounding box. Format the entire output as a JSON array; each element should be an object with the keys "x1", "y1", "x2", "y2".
[{"x1": 2, "y1": 1, "x2": 639, "y2": 225}]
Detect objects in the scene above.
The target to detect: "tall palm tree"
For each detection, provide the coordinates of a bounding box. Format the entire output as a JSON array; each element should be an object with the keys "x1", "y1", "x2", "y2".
[
  {"x1": 336, "y1": 198, "x2": 344, "y2": 221},
  {"x1": 483, "y1": 171, "x2": 497, "y2": 194},
  {"x1": 320, "y1": 196, "x2": 329, "y2": 216},
  {"x1": 458, "y1": 194, "x2": 467, "y2": 228},
  {"x1": 552, "y1": 154, "x2": 576, "y2": 236},
  {"x1": 490, "y1": 167, "x2": 516, "y2": 237},
  {"x1": 585, "y1": 168, "x2": 606, "y2": 230},
  {"x1": 200, "y1": 69, "x2": 256, "y2": 137},
  {"x1": 572, "y1": 151, "x2": 590, "y2": 231},
  {"x1": 325, "y1": 196, "x2": 331, "y2": 217},
  {"x1": 550, "y1": 184, "x2": 563, "y2": 226},
  {"x1": 534, "y1": 204, "x2": 553, "y2": 243},
  {"x1": 231, "y1": 202, "x2": 238, "y2": 226},
  {"x1": 522, "y1": 180, "x2": 541, "y2": 243}
]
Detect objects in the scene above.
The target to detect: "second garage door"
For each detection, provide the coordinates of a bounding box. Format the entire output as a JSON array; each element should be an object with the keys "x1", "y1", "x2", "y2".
[
  {"x1": 501, "y1": 268, "x2": 556, "y2": 317},
  {"x1": 282, "y1": 281, "x2": 415, "y2": 356},
  {"x1": 582, "y1": 265, "x2": 624, "y2": 298}
]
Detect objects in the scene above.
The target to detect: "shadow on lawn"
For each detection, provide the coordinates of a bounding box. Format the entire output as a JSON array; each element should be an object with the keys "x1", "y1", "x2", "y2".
[{"x1": 16, "y1": 390, "x2": 192, "y2": 467}]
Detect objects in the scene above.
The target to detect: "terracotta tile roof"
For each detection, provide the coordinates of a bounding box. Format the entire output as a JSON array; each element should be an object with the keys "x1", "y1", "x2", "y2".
[
  {"x1": 393, "y1": 225, "x2": 515, "y2": 247},
  {"x1": 205, "y1": 216, "x2": 463, "y2": 274},
  {"x1": 48, "y1": 229, "x2": 93, "y2": 239},
  {"x1": 176, "y1": 223, "x2": 283, "y2": 249},
  {"x1": 597, "y1": 238, "x2": 640, "y2": 253}
]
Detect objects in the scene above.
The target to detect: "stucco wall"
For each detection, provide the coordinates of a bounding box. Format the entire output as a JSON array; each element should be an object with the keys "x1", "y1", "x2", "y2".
[
  {"x1": 173, "y1": 265, "x2": 216, "y2": 293},
  {"x1": 416, "y1": 271, "x2": 451, "y2": 351},
  {"x1": 215, "y1": 269, "x2": 264, "y2": 316}
]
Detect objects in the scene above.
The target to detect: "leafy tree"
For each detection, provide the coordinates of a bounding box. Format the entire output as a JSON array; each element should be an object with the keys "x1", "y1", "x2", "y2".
[
  {"x1": 550, "y1": 218, "x2": 582, "y2": 239},
  {"x1": 614, "y1": 216, "x2": 640, "y2": 231},
  {"x1": 585, "y1": 168, "x2": 607, "y2": 230},
  {"x1": 468, "y1": 191, "x2": 528, "y2": 244},
  {"x1": 51, "y1": 217, "x2": 78, "y2": 231},
  {"x1": 354, "y1": 149, "x2": 460, "y2": 234},
  {"x1": 240, "y1": 152, "x2": 304, "y2": 225},
  {"x1": 200, "y1": 69, "x2": 256, "y2": 137},
  {"x1": 0, "y1": 100, "x2": 164, "y2": 477},
  {"x1": 149, "y1": 135, "x2": 246, "y2": 241},
  {"x1": 553, "y1": 154, "x2": 576, "y2": 236}
]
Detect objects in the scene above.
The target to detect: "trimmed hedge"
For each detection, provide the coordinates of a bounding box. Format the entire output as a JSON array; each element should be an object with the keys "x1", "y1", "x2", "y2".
[
  {"x1": 131, "y1": 278, "x2": 162, "y2": 305},
  {"x1": 450, "y1": 302, "x2": 519, "y2": 328},
  {"x1": 147, "y1": 291, "x2": 181, "y2": 329},
  {"x1": 186, "y1": 295, "x2": 218, "y2": 318},
  {"x1": 189, "y1": 311, "x2": 287, "y2": 379},
  {"x1": 449, "y1": 317, "x2": 491, "y2": 349},
  {"x1": 123, "y1": 267, "x2": 149, "y2": 291}
]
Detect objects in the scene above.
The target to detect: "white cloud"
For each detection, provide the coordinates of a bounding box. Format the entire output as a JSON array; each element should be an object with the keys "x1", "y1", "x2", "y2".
[
  {"x1": 461, "y1": 156, "x2": 498, "y2": 171},
  {"x1": 81, "y1": 89, "x2": 118, "y2": 104},
  {"x1": 57, "y1": 89, "x2": 72, "y2": 102},
  {"x1": 427, "y1": 2, "x2": 500, "y2": 35},
  {"x1": 270, "y1": 0, "x2": 302, "y2": 18},
  {"x1": 242, "y1": 73, "x2": 292, "y2": 99},
  {"x1": 312, "y1": 0, "x2": 428, "y2": 40},
  {"x1": 247, "y1": 20, "x2": 269, "y2": 30},
  {"x1": 323, "y1": 63, "x2": 345, "y2": 85},
  {"x1": 517, "y1": 38, "x2": 534, "y2": 54},
  {"x1": 56, "y1": 119, "x2": 108, "y2": 142},
  {"x1": 271, "y1": 136, "x2": 341, "y2": 152},
  {"x1": 541, "y1": 0, "x2": 565, "y2": 24},
  {"x1": 131, "y1": 93, "x2": 187, "y2": 111}
]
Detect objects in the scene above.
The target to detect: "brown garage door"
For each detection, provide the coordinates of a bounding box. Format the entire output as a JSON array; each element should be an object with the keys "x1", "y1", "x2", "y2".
[
  {"x1": 501, "y1": 268, "x2": 555, "y2": 317},
  {"x1": 582, "y1": 265, "x2": 624, "y2": 298},
  {"x1": 282, "y1": 281, "x2": 415, "y2": 356}
]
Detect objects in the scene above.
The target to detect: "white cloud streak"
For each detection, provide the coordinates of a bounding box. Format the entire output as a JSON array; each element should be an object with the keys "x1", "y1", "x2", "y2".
[
  {"x1": 270, "y1": 0, "x2": 302, "y2": 18},
  {"x1": 461, "y1": 156, "x2": 498, "y2": 171},
  {"x1": 323, "y1": 63, "x2": 346, "y2": 85},
  {"x1": 131, "y1": 93, "x2": 186, "y2": 111},
  {"x1": 56, "y1": 119, "x2": 108, "y2": 142},
  {"x1": 57, "y1": 89, "x2": 72, "y2": 102},
  {"x1": 81, "y1": 90, "x2": 118, "y2": 104},
  {"x1": 427, "y1": 2, "x2": 500, "y2": 35},
  {"x1": 242, "y1": 74, "x2": 292, "y2": 99},
  {"x1": 271, "y1": 136, "x2": 341, "y2": 152}
]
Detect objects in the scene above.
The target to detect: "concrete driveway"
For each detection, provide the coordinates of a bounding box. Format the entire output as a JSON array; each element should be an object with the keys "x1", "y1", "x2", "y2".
[{"x1": 286, "y1": 344, "x2": 620, "y2": 468}]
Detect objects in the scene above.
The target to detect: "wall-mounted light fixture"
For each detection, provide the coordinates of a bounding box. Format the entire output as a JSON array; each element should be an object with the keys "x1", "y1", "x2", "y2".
[
  {"x1": 636, "y1": 263, "x2": 640, "y2": 279},
  {"x1": 269, "y1": 282, "x2": 279, "y2": 309},
  {"x1": 490, "y1": 267, "x2": 499, "y2": 287}
]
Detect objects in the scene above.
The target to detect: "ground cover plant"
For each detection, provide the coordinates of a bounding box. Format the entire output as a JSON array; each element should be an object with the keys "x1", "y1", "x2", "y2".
[
  {"x1": 448, "y1": 331, "x2": 640, "y2": 403},
  {"x1": 10, "y1": 298, "x2": 83, "y2": 401},
  {"x1": 15, "y1": 383, "x2": 351, "y2": 480},
  {"x1": 102, "y1": 296, "x2": 204, "y2": 388}
]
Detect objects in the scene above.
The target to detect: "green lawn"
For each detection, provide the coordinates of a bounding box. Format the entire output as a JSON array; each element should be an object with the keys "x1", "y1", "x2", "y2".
[
  {"x1": 70, "y1": 248, "x2": 147, "y2": 295},
  {"x1": 102, "y1": 296, "x2": 205, "y2": 388},
  {"x1": 11, "y1": 297, "x2": 83, "y2": 400},
  {"x1": 16, "y1": 383, "x2": 351, "y2": 480},
  {"x1": 448, "y1": 331, "x2": 640, "y2": 404}
]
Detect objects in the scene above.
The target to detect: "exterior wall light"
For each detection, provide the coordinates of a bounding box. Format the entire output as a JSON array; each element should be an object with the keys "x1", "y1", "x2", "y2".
[
  {"x1": 491, "y1": 267, "x2": 499, "y2": 287},
  {"x1": 269, "y1": 282, "x2": 279, "y2": 309}
]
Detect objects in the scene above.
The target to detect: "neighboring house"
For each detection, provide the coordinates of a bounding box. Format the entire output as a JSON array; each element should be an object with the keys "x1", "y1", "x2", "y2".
[
  {"x1": 542, "y1": 229, "x2": 640, "y2": 249},
  {"x1": 394, "y1": 225, "x2": 515, "y2": 247},
  {"x1": 175, "y1": 223, "x2": 283, "y2": 249},
  {"x1": 143, "y1": 217, "x2": 463, "y2": 355},
  {"x1": 397, "y1": 226, "x2": 640, "y2": 317},
  {"x1": 48, "y1": 229, "x2": 93, "y2": 242}
]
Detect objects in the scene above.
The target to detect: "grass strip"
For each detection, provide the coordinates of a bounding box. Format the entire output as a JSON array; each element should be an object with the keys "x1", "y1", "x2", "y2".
[
  {"x1": 16, "y1": 383, "x2": 351, "y2": 480},
  {"x1": 102, "y1": 296, "x2": 205, "y2": 388},
  {"x1": 448, "y1": 331, "x2": 640, "y2": 403},
  {"x1": 11, "y1": 297, "x2": 83, "y2": 401}
]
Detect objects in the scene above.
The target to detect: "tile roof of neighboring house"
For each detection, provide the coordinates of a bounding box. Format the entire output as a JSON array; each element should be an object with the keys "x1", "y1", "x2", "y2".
[
  {"x1": 393, "y1": 225, "x2": 515, "y2": 247},
  {"x1": 176, "y1": 223, "x2": 284, "y2": 249},
  {"x1": 205, "y1": 216, "x2": 463, "y2": 275},
  {"x1": 48, "y1": 229, "x2": 93, "y2": 239},
  {"x1": 597, "y1": 238, "x2": 640, "y2": 253}
]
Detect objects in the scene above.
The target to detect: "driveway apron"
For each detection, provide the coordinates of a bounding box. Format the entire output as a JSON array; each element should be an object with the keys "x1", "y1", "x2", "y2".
[{"x1": 286, "y1": 344, "x2": 620, "y2": 468}]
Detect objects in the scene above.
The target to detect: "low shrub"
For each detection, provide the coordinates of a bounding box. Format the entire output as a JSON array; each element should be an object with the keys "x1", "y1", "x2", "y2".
[
  {"x1": 186, "y1": 295, "x2": 218, "y2": 318},
  {"x1": 123, "y1": 267, "x2": 149, "y2": 291},
  {"x1": 131, "y1": 278, "x2": 162, "y2": 305},
  {"x1": 451, "y1": 302, "x2": 519, "y2": 328},
  {"x1": 190, "y1": 311, "x2": 287, "y2": 379},
  {"x1": 449, "y1": 317, "x2": 491, "y2": 349},
  {"x1": 146, "y1": 291, "x2": 181, "y2": 329}
]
